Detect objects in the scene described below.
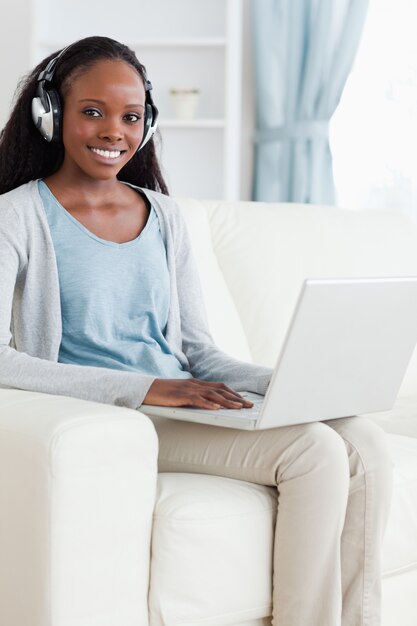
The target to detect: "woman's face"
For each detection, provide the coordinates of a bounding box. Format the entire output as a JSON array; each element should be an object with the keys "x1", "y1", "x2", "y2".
[{"x1": 60, "y1": 59, "x2": 146, "y2": 181}]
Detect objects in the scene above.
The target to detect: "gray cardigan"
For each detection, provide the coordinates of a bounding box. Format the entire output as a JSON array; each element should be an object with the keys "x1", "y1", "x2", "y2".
[{"x1": 0, "y1": 181, "x2": 272, "y2": 409}]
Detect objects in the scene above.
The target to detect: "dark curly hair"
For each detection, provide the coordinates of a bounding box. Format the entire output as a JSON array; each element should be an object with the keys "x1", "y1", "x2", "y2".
[{"x1": 0, "y1": 36, "x2": 168, "y2": 195}]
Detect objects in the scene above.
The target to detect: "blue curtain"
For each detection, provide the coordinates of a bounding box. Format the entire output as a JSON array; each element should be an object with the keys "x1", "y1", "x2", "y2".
[{"x1": 251, "y1": 0, "x2": 369, "y2": 203}]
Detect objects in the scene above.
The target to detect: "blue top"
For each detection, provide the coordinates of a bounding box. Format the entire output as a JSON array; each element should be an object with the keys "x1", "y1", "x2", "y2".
[{"x1": 38, "y1": 180, "x2": 192, "y2": 379}]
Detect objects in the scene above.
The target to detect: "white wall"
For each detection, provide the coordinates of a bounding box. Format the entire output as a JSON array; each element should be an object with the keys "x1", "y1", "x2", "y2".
[{"x1": 0, "y1": 0, "x2": 33, "y2": 128}]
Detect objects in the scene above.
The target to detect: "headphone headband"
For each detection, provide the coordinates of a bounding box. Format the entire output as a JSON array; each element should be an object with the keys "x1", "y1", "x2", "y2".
[
  {"x1": 31, "y1": 43, "x2": 159, "y2": 149},
  {"x1": 37, "y1": 44, "x2": 72, "y2": 84}
]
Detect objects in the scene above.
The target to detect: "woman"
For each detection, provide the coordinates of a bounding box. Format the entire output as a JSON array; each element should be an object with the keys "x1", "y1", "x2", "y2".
[{"x1": 0, "y1": 36, "x2": 392, "y2": 626}]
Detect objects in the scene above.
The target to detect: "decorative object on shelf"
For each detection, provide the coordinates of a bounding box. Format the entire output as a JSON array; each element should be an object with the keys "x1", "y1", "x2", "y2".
[{"x1": 169, "y1": 88, "x2": 200, "y2": 120}]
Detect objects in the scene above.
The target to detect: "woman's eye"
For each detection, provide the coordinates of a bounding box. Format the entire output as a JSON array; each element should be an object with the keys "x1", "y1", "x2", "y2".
[
  {"x1": 124, "y1": 113, "x2": 141, "y2": 123},
  {"x1": 83, "y1": 108, "x2": 101, "y2": 117}
]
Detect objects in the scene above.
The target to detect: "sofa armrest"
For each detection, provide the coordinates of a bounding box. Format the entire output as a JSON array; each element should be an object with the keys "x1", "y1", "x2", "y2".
[{"x1": 0, "y1": 389, "x2": 158, "y2": 626}]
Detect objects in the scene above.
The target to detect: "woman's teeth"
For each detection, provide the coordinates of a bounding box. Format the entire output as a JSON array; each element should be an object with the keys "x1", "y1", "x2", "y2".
[{"x1": 90, "y1": 147, "x2": 121, "y2": 159}]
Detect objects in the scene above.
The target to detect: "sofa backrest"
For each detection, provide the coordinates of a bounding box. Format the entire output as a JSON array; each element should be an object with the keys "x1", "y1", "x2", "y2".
[
  {"x1": 175, "y1": 198, "x2": 252, "y2": 362},
  {"x1": 177, "y1": 198, "x2": 417, "y2": 398}
]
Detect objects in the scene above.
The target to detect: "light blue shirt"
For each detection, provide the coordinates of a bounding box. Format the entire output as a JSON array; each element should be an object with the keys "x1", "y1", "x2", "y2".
[{"x1": 38, "y1": 180, "x2": 192, "y2": 379}]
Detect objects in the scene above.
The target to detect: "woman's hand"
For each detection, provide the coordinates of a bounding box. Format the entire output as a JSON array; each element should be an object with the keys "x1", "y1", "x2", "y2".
[{"x1": 143, "y1": 378, "x2": 254, "y2": 410}]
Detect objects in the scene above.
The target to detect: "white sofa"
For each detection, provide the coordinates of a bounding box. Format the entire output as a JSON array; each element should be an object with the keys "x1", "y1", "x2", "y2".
[{"x1": 1, "y1": 198, "x2": 417, "y2": 626}]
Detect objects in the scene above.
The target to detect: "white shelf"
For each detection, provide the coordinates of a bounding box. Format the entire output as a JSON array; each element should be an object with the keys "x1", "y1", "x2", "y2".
[
  {"x1": 39, "y1": 38, "x2": 227, "y2": 50},
  {"x1": 159, "y1": 119, "x2": 225, "y2": 129},
  {"x1": 131, "y1": 38, "x2": 227, "y2": 48}
]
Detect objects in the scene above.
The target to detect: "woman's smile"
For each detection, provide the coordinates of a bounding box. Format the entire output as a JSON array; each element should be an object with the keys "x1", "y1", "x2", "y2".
[{"x1": 87, "y1": 146, "x2": 127, "y2": 161}]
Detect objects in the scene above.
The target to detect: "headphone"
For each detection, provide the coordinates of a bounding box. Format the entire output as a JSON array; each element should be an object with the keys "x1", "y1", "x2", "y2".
[{"x1": 31, "y1": 44, "x2": 159, "y2": 151}]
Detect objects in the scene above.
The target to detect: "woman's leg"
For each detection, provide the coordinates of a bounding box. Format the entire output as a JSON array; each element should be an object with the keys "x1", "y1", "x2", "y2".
[
  {"x1": 325, "y1": 417, "x2": 393, "y2": 626},
  {"x1": 151, "y1": 416, "x2": 352, "y2": 626}
]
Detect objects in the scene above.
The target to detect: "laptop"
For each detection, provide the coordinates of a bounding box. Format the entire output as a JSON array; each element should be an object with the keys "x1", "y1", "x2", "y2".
[{"x1": 141, "y1": 277, "x2": 417, "y2": 430}]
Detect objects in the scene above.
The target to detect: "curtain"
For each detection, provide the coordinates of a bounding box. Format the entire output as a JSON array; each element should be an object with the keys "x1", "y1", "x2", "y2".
[{"x1": 251, "y1": 0, "x2": 369, "y2": 203}]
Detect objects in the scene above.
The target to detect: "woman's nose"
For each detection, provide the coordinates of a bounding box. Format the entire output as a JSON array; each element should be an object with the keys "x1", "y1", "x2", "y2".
[{"x1": 98, "y1": 119, "x2": 123, "y2": 142}]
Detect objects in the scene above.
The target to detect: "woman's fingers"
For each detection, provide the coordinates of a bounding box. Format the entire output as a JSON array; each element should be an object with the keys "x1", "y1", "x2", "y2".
[
  {"x1": 196, "y1": 390, "x2": 245, "y2": 409},
  {"x1": 207, "y1": 390, "x2": 252, "y2": 408},
  {"x1": 144, "y1": 378, "x2": 254, "y2": 410},
  {"x1": 192, "y1": 380, "x2": 253, "y2": 408}
]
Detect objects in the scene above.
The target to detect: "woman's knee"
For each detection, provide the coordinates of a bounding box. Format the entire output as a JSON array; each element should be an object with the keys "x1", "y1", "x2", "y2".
[
  {"x1": 274, "y1": 421, "x2": 350, "y2": 501},
  {"x1": 326, "y1": 416, "x2": 393, "y2": 479}
]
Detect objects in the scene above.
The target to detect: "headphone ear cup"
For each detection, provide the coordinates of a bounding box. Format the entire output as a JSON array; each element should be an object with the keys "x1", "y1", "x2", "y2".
[
  {"x1": 47, "y1": 89, "x2": 62, "y2": 143},
  {"x1": 137, "y1": 102, "x2": 157, "y2": 152},
  {"x1": 31, "y1": 95, "x2": 46, "y2": 130},
  {"x1": 31, "y1": 88, "x2": 62, "y2": 142}
]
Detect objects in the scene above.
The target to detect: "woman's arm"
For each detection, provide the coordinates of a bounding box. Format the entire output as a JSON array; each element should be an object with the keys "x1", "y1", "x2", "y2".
[
  {"x1": 0, "y1": 346, "x2": 156, "y2": 408},
  {"x1": 0, "y1": 203, "x2": 155, "y2": 409}
]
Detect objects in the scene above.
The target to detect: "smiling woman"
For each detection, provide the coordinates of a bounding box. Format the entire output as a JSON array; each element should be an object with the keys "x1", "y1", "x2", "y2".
[{"x1": 0, "y1": 35, "x2": 393, "y2": 626}]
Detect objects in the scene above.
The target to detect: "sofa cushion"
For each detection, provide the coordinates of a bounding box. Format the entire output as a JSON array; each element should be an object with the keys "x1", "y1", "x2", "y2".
[
  {"x1": 149, "y1": 433, "x2": 417, "y2": 626},
  {"x1": 368, "y1": 397, "x2": 417, "y2": 439},
  {"x1": 382, "y1": 434, "x2": 417, "y2": 577},
  {"x1": 149, "y1": 473, "x2": 275, "y2": 626}
]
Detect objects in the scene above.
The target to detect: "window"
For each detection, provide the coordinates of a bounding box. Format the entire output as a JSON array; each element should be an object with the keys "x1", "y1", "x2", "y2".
[{"x1": 330, "y1": 0, "x2": 417, "y2": 221}]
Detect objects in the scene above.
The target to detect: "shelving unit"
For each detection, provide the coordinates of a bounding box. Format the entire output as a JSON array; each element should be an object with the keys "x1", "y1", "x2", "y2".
[
  {"x1": 159, "y1": 120, "x2": 226, "y2": 129},
  {"x1": 30, "y1": 0, "x2": 243, "y2": 200},
  {"x1": 41, "y1": 38, "x2": 228, "y2": 49}
]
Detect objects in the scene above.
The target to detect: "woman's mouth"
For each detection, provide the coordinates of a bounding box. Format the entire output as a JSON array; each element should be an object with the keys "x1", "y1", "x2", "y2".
[{"x1": 88, "y1": 146, "x2": 125, "y2": 160}]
